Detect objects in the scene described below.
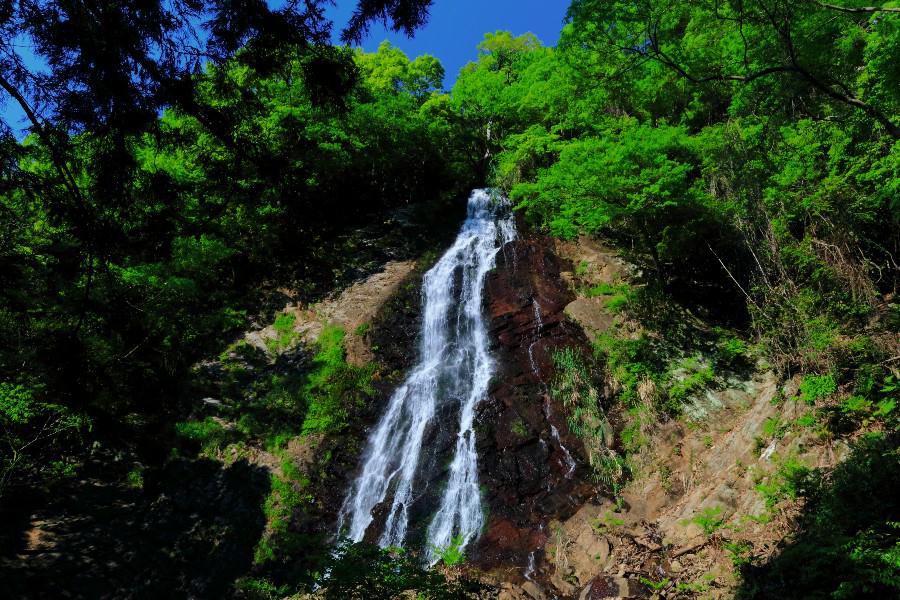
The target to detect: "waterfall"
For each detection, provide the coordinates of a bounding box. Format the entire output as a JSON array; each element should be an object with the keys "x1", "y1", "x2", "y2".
[{"x1": 337, "y1": 189, "x2": 516, "y2": 562}]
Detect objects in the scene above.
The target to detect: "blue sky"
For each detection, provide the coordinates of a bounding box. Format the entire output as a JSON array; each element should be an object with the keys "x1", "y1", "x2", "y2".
[{"x1": 326, "y1": 0, "x2": 570, "y2": 87}]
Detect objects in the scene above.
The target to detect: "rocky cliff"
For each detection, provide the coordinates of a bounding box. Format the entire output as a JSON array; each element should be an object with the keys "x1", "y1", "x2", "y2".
[{"x1": 475, "y1": 227, "x2": 596, "y2": 568}]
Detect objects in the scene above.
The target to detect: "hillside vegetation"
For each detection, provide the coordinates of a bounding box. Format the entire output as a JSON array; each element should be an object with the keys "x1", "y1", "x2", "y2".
[
  {"x1": 1, "y1": 1, "x2": 898, "y2": 598},
  {"x1": 460, "y1": 3, "x2": 898, "y2": 597}
]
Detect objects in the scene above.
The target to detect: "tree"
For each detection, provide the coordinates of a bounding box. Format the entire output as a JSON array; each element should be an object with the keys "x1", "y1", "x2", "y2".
[{"x1": 566, "y1": 0, "x2": 900, "y2": 138}]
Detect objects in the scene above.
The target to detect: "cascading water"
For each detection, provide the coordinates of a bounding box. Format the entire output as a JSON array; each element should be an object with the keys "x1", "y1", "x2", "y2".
[
  {"x1": 529, "y1": 298, "x2": 577, "y2": 479},
  {"x1": 337, "y1": 189, "x2": 516, "y2": 562}
]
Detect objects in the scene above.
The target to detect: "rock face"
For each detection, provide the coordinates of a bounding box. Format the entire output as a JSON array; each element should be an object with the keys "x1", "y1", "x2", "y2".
[{"x1": 474, "y1": 224, "x2": 596, "y2": 568}]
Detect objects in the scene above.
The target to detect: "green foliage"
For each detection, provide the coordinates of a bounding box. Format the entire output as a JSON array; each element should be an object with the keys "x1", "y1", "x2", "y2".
[
  {"x1": 254, "y1": 473, "x2": 312, "y2": 566},
  {"x1": 431, "y1": 534, "x2": 467, "y2": 567},
  {"x1": 466, "y1": 1, "x2": 898, "y2": 379},
  {"x1": 234, "y1": 577, "x2": 291, "y2": 600},
  {"x1": 321, "y1": 540, "x2": 484, "y2": 599},
  {"x1": 591, "y1": 509, "x2": 626, "y2": 535},
  {"x1": 683, "y1": 505, "x2": 726, "y2": 536},
  {"x1": 301, "y1": 325, "x2": 375, "y2": 435},
  {"x1": 0, "y1": 33, "x2": 474, "y2": 493},
  {"x1": 725, "y1": 540, "x2": 754, "y2": 569},
  {"x1": 510, "y1": 418, "x2": 528, "y2": 438},
  {"x1": 174, "y1": 417, "x2": 234, "y2": 456},
  {"x1": 799, "y1": 374, "x2": 838, "y2": 405},
  {"x1": 716, "y1": 337, "x2": 750, "y2": 370},
  {"x1": 585, "y1": 281, "x2": 629, "y2": 299},
  {"x1": 266, "y1": 313, "x2": 298, "y2": 354},
  {"x1": 551, "y1": 347, "x2": 623, "y2": 486},
  {"x1": 126, "y1": 465, "x2": 145, "y2": 489},
  {"x1": 666, "y1": 356, "x2": 715, "y2": 415},
  {"x1": 639, "y1": 576, "x2": 670, "y2": 591},
  {"x1": 676, "y1": 574, "x2": 715, "y2": 594},
  {"x1": 761, "y1": 417, "x2": 789, "y2": 441},
  {"x1": 755, "y1": 454, "x2": 812, "y2": 510},
  {"x1": 0, "y1": 382, "x2": 86, "y2": 494},
  {"x1": 742, "y1": 432, "x2": 900, "y2": 599},
  {"x1": 817, "y1": 369, "x2": 900, "y2": 434},
  {"x1": 592, "y1": 332, "x2": 665, "y2": 408}
]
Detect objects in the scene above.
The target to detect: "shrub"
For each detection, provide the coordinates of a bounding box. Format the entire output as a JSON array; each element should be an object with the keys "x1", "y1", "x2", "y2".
[
  {"x1": 301, "y1": 325, "x2": 375, "y2": 435},
  {"x1": 755, "y1": 454, "x2": 812, "y2": 510},
  {"x1": 716, "y1": 336, "x2": 750, "y2": 369},
  {"x1": 322, "y1": 540, "x2": 484, "y2": 598},
  {"x1": 174, "y1": 417, "x2": 233, "y2": 455},
  {"x1": 741, "y1": 432, "x2": 900, "y2": 599},
  {"x1": 266, "y1": 312, "x2": 298, "y2": 354},
  {"x1": 684, "y1": 505, "x2": 725, "y2": 535},
  {"x1": 1, "y1": 382, "x2": 86, "y2": 494},
  {"x1": 254, "y1": 473, "x2": 312, "y2": 565},
  {"x1": 431, "y1": 534, "x2": 467, "y2": 567},
  {"x1": 126, "y1": 465, "x2": 145, "y2": 488},
  {"x1": 666, "y1": 356, "x2": 715, "y2": 415},
  {"x1": 799, "y1": 374, "x2": 837, "y2": 405}
]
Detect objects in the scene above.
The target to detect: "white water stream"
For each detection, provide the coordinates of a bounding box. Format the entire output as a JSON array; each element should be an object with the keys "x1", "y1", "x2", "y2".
[{"x1": 337, "y1": 189, "x2": 516, "y2": 562}]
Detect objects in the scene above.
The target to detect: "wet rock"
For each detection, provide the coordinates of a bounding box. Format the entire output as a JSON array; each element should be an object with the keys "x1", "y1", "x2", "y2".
[{"x1": 475, "y1": 224, "x2": 598, "y2": 568}]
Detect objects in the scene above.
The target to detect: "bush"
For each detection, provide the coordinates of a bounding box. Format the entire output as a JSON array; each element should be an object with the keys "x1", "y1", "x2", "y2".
[
  {"x1": 755, "y1": 453, "x2": 812, "y2": 510},
  {"x1": 266, "y1": 313, "x2": 298, "y2": 354},
  {"x1": 320, "y1": 540, "x2": 484, "y2": 599},
  {"x1": 431, "y1": 534, "x2": 467, "y2": 567},
  {"x1": 0, "y1": 382, "x2": 86, "y2": 494},
  {"x1": 799, "y1": 374, "x2": 837, "y2": 405},
  {"x1": 741, "y1": 432, "x2": 900, "y2": 599},
  {"x1": 174, "y1": 417, "x2": 234, "y2": 455},
  {"x1": 301, "y1": 325, "x2": 375, "y2": 435}
]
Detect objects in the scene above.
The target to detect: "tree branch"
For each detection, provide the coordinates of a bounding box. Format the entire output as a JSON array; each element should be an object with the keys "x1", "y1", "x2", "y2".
[
  {"x1": 0, "y1": 72, "x2": 90, "y2": 217},
  {"x1": 814, "y1": 1, "x2": 900, "y2": 14},
  {"x1": 640, "y1": 21, "x2": 900, "y2": 139}
]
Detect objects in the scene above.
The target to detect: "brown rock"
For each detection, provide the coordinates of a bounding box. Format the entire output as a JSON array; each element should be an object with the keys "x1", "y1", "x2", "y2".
[{"x1": 584, "y1": 575, "x2": 645, "y2": 599}]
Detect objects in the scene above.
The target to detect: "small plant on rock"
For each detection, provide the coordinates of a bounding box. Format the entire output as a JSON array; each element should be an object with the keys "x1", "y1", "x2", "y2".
[
  {"x1": 431, "y1": 534, "x2": 466, "y2": 567},
  {"x1": 682, "y1": 505, "x2": 726, "y2": 535},
  {"x1": 639, "y1": 576, "x2": 670, "y2": 591}
]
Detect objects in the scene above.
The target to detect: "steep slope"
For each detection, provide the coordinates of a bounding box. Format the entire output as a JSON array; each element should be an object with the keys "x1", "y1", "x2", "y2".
[{"x1": 492, "y1": 233, "x2": 894, "y2": 600}]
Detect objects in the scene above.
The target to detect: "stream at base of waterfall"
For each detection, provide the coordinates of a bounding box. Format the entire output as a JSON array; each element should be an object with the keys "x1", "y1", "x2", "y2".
[{"x1": 337, "y1": 189, "x2": 516, "y2": 563}]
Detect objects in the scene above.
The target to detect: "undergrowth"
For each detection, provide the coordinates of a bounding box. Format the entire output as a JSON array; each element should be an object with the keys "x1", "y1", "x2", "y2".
[
  {"x1": 740, "y1": 431, "x2": 900, "y2": 599},
  {"x1": 550, "y1": 347, "x2": 623, "y2": 488}
]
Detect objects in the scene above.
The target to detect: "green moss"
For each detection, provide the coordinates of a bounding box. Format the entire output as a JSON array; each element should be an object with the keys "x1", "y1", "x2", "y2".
[{"x1": 510, "y1": 418, "x2": 528, "y2": 438}]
